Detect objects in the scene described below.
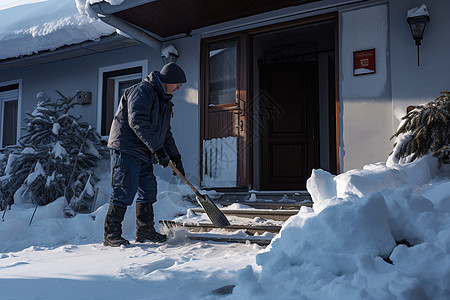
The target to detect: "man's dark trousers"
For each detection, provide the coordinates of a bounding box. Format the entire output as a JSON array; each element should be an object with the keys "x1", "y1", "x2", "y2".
[{"x1": 109, "y1": 149, "x2": 157, "y2": 207}]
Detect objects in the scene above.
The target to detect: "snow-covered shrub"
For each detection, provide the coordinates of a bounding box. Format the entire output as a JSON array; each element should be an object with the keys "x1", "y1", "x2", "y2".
[
  {"x1": 392, "y1": 90, "x2": 450, "y2": 164},
  {"x1": 0, "y1": 91, "x2": 107, "y2": 212}
]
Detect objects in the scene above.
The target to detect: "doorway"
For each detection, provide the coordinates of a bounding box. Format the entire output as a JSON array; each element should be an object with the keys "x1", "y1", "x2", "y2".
[
  {"x1": 258, "y1": 61, "x2": 317, "y2": 190},
  {"x1": 200, "y1": 16, "x2": 337, "y2": 191},
  {"x1": 251, "y1": 19, "x2": 336, "y2": 190}
]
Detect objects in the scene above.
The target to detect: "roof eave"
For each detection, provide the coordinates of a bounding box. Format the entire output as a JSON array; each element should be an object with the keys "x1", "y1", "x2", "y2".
[
  {"x1": 90, "y1": 1, "x2": 162, "y2": 50},
  {"x1": 0, "y1": 34, "x2": 140, "y2": 71},
  {"x1": 89, "y1": 0, "x2": 157, "y2": 15}
]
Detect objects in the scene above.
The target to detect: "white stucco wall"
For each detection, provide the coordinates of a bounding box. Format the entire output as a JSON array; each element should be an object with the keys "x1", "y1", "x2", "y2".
[
  {"x1": 389, "y1": 0, "x2": 450, "y2": 129},
  {"x1": 0, "y1": 41, "x2": 201, "y2": 185},
  {"x1": 160, "y1": 37, "x2": 201, "y2": 186},
  {"x1": 340, "y1": 4, "x2": 393, "y2": 171}
]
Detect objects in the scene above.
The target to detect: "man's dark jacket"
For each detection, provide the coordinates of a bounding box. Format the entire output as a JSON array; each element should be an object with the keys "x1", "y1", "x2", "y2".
[{"x1": 107, "y1": 71, "x2": 180, "y2": 163}]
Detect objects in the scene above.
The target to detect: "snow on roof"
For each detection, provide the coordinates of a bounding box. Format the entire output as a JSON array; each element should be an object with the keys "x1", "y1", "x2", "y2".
[{"x1": 0, "y1": 0, "x2": 122, "y2": 61}]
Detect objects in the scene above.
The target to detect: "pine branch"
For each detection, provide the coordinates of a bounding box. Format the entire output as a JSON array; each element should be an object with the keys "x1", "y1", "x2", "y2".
[{"x1": 392, "y1": 90, "x2": 450, "y2": 164}]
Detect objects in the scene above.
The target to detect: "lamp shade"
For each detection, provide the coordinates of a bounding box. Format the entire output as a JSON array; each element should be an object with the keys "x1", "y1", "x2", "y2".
[{"x1": 407, "y1": 15, "x2": 430, "y2": 45}]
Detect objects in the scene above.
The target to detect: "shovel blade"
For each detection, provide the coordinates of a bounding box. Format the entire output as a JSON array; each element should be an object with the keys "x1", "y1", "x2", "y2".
[{"x1": 196, "y1": 194, "x2": 230, "y2": 227}]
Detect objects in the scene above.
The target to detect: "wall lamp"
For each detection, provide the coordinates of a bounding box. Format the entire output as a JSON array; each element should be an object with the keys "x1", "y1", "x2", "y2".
[{"x1": 407, "y1": 4, "x2": 430, "y2": 66}]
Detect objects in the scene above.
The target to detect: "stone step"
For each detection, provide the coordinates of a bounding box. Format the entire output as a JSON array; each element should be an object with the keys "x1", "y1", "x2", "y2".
[
  {"x1": 186, "y1": 233, "x2": 271, "y2": 246},
  {"x1": 215, "y1": 191, "x2": 312, "y2": 203},
  {"x1": 160, "y1": 220, "x2": 282, "y2": 235},
  {"x1": 191, "y1": 208, "x2": 300, "y2": 221},
  {"x1": 162, "y1": 191, "x2": 312, "y2": 246},
  {"x1": 217, "y1": 201, "x2": 312, "y2": 210},
  {"x1": 182, "y1": 191, "x2": 312, "y2": 208}
]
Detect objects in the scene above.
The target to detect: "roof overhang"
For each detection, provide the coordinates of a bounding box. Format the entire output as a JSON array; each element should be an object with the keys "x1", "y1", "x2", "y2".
[
  {"x1": 0, "y1": 34, "x2": 140, "y2": 71},
  {"x1": 91, "y1": 0, "x2": 323, "y2": 39}
]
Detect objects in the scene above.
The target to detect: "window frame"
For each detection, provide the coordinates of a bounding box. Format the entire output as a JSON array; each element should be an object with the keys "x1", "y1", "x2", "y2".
[
  {"x1": 97, "y1": 60, "x2": 148, "y2": 138},
  {"x1": 0, "y1": 79, "x2": 22, "y2": 149}
]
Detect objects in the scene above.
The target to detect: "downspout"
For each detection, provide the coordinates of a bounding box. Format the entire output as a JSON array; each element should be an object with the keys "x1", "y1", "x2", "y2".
[{"x1": 90, "y1": 3, "x2": 161, "y2": 51}]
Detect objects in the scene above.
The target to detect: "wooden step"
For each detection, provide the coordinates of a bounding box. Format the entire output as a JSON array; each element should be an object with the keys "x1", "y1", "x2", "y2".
[
  {"x1": 213, "y1": 191, "x2": 312, "y2": 203},
  {"x1": 182, "y1": 191, "x2": 313, "y2": 209},
  {"x1": 186, "y1": 233, "x2": 271, "y2": 246},
  {"x1": 217, "y1": 201, "x2": 312, "y2": 210},
  {"x1": 191, "y1": 208, "x2": 299, "y2": 221},
  {"x1": 160, "y1": 220, "x2": 282, "y2": 235}
]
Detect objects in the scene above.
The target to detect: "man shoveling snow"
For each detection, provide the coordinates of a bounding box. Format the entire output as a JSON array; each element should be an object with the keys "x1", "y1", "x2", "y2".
[{"x1": 104, "y1": 62, "x2": 187, "y2": 247}]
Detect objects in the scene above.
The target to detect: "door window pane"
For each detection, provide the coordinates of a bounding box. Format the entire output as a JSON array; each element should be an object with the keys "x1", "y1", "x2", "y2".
[
  {"x1": 3, "y1": 100, "x2": 18, "y2": 147},
  {"x1": 209, "y1": 41, "x2": 237, "y2": 106}
]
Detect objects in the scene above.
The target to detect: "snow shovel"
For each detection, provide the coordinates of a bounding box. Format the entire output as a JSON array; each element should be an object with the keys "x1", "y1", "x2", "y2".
[{"x1": 168, "y1": 161, "x2": 230, "y2": 227}]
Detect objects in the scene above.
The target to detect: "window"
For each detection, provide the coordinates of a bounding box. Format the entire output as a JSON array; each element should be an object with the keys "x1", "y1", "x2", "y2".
[
  {"x1": 0, "y1": 82, "x2": 21, "y2": 148},
  {"x1": 208, "y1": 40, "x2": 237, "y2": 106},
  {"x1": 97, "y1": 60, "x2": 148, "y2": 137}
]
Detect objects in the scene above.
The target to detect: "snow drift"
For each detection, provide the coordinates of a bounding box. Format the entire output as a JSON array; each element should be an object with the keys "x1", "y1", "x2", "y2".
[{"x1": 230, "y1": 154, "x2": 450, "y2": 300}]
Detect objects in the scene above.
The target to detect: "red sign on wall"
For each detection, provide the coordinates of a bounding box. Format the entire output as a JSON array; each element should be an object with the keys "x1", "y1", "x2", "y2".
[{"x1": 353, "y1": 49, "x2": 376, "y2": 76}]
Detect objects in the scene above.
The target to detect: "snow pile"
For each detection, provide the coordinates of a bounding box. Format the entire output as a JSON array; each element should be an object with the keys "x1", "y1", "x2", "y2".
[
  {"x1": 407, "y1": 4, "x2": 429, "y2": 19},
  {"x1": 230, "y1": 155, "x2": 450, "y2": 300},
  {"x1": 161, "y1": 44, "x2": 179, "y2": 58},
  {"x1": 0, "y1": 0, "x2": 116, "y2": 60}
]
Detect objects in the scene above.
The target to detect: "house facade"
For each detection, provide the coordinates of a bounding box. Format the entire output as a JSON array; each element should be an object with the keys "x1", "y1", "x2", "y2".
[{"x1": 0, "y1": 0, "x2": 448, "y2": 191}]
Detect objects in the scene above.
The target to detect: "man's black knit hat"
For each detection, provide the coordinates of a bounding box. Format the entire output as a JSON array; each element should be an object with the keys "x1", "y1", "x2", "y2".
[{"x1": 159, "y1": 62, "x2": 187, "y2": 83}]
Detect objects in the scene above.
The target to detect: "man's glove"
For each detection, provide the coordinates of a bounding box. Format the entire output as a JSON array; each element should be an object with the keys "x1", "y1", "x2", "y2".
[
  {"x1": 154, "y1": 148, "x2": 169, "y2": 168},
  {"x1": 170, "y1": 155, "x2": 185, "y2": 177}
]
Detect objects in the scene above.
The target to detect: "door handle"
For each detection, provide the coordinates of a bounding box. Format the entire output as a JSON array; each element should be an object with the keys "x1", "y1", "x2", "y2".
[
  {"x1": 235, "y1": 120, "x2": 244, "y2": 131},
  {"x1": 234, "y1": 98, "x2": 245, "y2": 116}
]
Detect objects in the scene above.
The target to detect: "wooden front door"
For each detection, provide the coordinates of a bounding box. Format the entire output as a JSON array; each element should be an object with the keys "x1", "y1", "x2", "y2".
[
  {"x1": 200, "y1": 35, "x2": 249, "y2": 189},
  {"x1": 259, "y1": 61, "x2": 318, "y2": 190}
]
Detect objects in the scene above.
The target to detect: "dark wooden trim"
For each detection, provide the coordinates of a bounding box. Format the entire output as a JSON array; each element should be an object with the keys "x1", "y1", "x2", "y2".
[
  {"x1": 113, "y1": 0, "x2": 324, "y2": 39},
  {"x1": 199, "y1": 39, "x2": 207, "y2": 184},
  {"x1": 244, "y1": 32, "x2": 252, "y2": 190},
  {"x1": 237, "y1": 32, "x2": 249, "y2": 187},
  {"x1": 334, "y1": 11, "x2": 341, "y2": 174},
  {"x1": 247, "y1": 12, "x2": 336, "y2": 35}
]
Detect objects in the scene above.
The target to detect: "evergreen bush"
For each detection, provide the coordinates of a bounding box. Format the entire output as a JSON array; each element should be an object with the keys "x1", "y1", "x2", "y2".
[
  {"x1": 392, "y1": 90, "x2": 450, "y2": 164},
  {"x1": 0, "y1": 91, "x2": 107, "y2": 212}
]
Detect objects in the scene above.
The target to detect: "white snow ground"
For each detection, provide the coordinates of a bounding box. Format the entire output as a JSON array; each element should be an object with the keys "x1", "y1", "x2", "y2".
[{"x1": 0, "y1": 160, "x2": 262, "y2": 300}]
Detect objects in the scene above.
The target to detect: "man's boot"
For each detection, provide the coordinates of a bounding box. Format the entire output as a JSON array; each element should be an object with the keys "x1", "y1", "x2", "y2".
[
  {"x1": 104, "y1": 204, "x2": 130, "y2": 247},
  {"x1": 136, "y1": 203, "x2": 167, "y2": 243}
]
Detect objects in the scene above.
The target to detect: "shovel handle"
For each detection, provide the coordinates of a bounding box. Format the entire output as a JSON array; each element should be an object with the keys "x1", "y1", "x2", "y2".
[{"x1": 168, "y1": 161, "x2": 201, "y2": 196}]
